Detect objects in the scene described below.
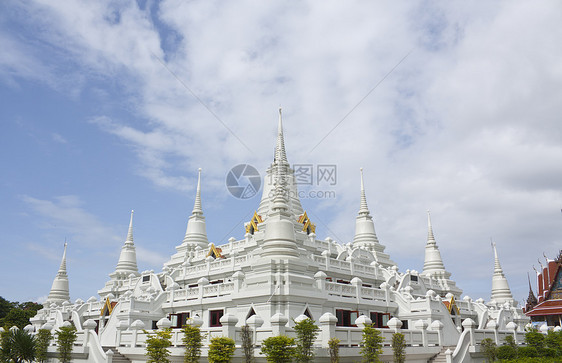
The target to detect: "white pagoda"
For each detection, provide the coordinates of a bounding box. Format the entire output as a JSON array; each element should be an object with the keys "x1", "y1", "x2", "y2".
[{"x1": 30, "y1": 110, "x2": 529, "y2": 363}]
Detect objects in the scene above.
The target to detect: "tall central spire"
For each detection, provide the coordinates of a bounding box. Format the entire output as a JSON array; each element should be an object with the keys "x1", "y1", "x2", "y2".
[
  {"x1": 126, "y1": 210, "x2": 134, "y2": 244},
  {"x1": 262, "y1": 132, "x2": 298, "y2": 258},
  {"x1": 192, "y1": 168, "x2": 203, "y2": 215},
  {"x1": 427, "y1": 210, "x2": 436, "y2": 245},
  {"x1": 274, "y1": 107, "x2": 288, "y2": 165},
  {"x1": 358, "y1": 168, "x2": 369, "y2": 216},
  {"x1": 257, "y1": 109, "x2": 304, "y2": 218}
]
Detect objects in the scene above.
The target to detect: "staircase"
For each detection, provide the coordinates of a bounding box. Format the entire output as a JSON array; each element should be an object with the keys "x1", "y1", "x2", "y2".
[
  {"x1": 102, "y1": 347, "x2": 132, "y2": 363},
  {"x1": 428, "y1": 346, "x2": 454, "y2": 363}
]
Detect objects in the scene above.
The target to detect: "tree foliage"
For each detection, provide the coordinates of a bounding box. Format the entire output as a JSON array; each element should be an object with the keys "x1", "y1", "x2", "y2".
[
  {"x1": 182, "y1": 323, "x2": 203, "y2": 363},
  {"x1": 293, "y1": 318, "x2": 319, "y2": 363},
  {"x1": 55, "y1": 325, "x2": 77, "y2": 363},
  {"x1": 260, "y1": 335, "x2": 295, "y2": 363},
  {"x1": 391, "y1": 332, "x2": 406, "y2": 363},
  {"x1": 144, "y1": 328, "x2": 172, "y2": 363},
  {"x1": 241, "y1": 324, "x2": 254, "y2": 363},
  {"x1": 35, "y1": 329, "x2": 52, "y2": 363},
  {"x1": 208, "y1": 337, "x2": 236, "y2": 363},
  {"x1": 328, "y1": 337, "x2": 340, "y2": 363},
  {"x1": 360, "y1": 324, "x2": 384, "y2": 363},
  {"x1": 0, "y1": 297, "x2": 42, "y2": 330}
]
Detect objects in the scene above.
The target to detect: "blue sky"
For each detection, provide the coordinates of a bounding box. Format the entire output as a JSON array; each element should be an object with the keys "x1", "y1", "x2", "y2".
[{"x1": 1, "y1": 1, "x2": 561, "y2": 305}]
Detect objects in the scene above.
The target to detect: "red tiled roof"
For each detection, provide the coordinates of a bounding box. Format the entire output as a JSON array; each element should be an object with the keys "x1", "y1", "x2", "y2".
[{"x1": 526, "y1": 299, "x2": 562, "y2": 316}]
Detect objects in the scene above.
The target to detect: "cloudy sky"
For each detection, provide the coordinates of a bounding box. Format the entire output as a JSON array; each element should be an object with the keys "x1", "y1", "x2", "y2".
[{"x1": 1, "y1": 1, "x2": 561, "y2": 306}]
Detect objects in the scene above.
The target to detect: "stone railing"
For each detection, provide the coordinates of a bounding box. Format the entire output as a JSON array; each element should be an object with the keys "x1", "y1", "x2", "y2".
[
  {"x1": 320, "y1": 280, "x2": 390, "y2": 303},
  {"x1": 167, "y1": 281, "x2": 236, "y2": 303}
]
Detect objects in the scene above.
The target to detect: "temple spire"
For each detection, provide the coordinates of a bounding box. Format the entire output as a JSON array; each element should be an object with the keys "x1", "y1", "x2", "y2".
[
  {"x1": 262, "y1": 126, "x2": 298, "y2": 258},
  {"x1": 59, "y1": 241, "x2": 67, "y2": 272},
  {"x1": 493, "y1": 242, "x2": 502, "y2": 273},
  {"x1": 181, "y1": 168, "x2": 209, "y2": 248},
  {"x1": 427, "y1": 210, "x2": 436, "y2": 244},
  {"x1": 274, "y1": 107, "x2": 288, "y2": 165},
  {"x1": 422, "y1": 211, "x2": 448, "y2": 276},
  {"x1": 490, "y1": 242, "x2": 515, "y2": 305},
  {"x1": 126, "y1": 210, "x2": 134, "y2": 244},
  {"x1": 352, "y1": 168, "x2": 396, "y2": 268},
  {"x1": 359, "y1": 168, "x2": 369, "y2": 215},
  {"x1": 271, "y1": 150, "x2": 290, "y2": 214},
  {"x1": 113, "y1": 211, "x2": 139, "y2": 277},
  {"x1": 257, "y1": 109, "x2": 304, "y2": 218},
  {"x1": 192, "y1": 168, "x2": 203, "y2": 215},
  {"x1": 46, "y1": 242, "x2": 70, "y2": 304}
]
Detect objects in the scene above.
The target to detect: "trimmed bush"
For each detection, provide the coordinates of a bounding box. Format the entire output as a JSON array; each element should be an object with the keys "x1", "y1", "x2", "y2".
[
  {"x1": 260, "y1": 335, "x2": 295, "y2": 363},
  {"x1": 208, "y1": 337, "x2": 236, "y2": 363}
]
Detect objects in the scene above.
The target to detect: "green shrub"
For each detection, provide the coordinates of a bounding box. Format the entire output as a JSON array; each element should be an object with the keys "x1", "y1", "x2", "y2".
[
  {"x1": 55, "y1": 325, "x2": 77, "y2": 363},
  {"x1": 540, "y1": 347, "x2": 557, "y2": 358},
  {"x1": 144, "y1": 328, "x2": 172, "y2": 363},
  {"x1": 260, "y1": 335, "x2": 295, "y2": 363},
  {"x1": 0, "y1": 328, "x2": 36, "y2": 363},
  {"x1": 35, "y1": 329, "x2": 52, "y2": 363},
  {"x1": 182, "y1": 323, "x2": 203, "y2": 363},
  {"x1": 545, "y1": 330, "x2": 562, "y2": 354},
  {"x1": 360, "y1": 324, "x2": 384, "y2": 363},
  {"x1": 518, "y1": 346, "x2": 538, "y2": 357},
  {"x1": 293, "y1": 318, "x2": 319, "y2": 363},
  {"x1": 208, "y1": 337, "x2": 236, "y2": 363},
  {"x1": 328, "y1": 337, "x2": 340, "y2": 363},
  {"x1": 496, "y1": 344, "x2": 517, "y2": 360},
  {"x1": 524, "y1": 329, "x2": 544, "y2": 350}
]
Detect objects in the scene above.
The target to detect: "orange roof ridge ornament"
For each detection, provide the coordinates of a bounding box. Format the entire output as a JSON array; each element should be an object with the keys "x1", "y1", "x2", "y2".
[
  {"x1": 443, "y1": 296, "x2": 460, "y2": 315},
  {"x1": 207, "y1": 243, "x2": 224, "y2": 259},
  {"x1": 245, "y1": 212, "x2": 263, "y2": 234},
  {"x1": 298, "y1": 212, "x2": 316, "y2": 234},
  {"x1": 100, "y1": 297, "x2": 117, "y2": 316}
]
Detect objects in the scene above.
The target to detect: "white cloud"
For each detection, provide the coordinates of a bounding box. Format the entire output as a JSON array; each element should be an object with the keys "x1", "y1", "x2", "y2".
[
  {"x1": 21, "y1": 195, "x2": 121, "y2": 247},
  {"x1": 51, "y1": 133, "x2": 67, "y2": 144},
  {"x1": 136, "y1": 246, "x2": 168, "y2": 267}
]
